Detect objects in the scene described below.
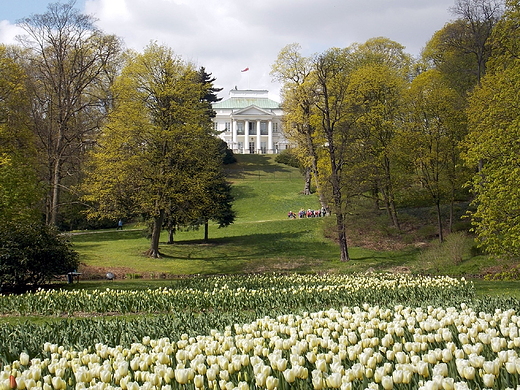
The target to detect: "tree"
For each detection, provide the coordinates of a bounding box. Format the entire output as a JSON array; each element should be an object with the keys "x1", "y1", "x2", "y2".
[
  {"x1": 0, "y1": 222, "x2": 79, "y2": 292},
  {"x1": 196, "y1": 170, "x2": 235, "y2": 242},
  {"x1": 450, "y1": 0, "x2": 504, "y2": 83},
  {"x1": 312, "y1": 48, "x2": 357, "y2": 262},
  {"x1": 463, "y1": 0, "x2": 520, "y2": 256},
  {"x1": 164, "y1": 139, "x2": 235, "y2": 244},
  {"x1": 273, "y1": 42, "x2": 410, "y2": 261},
  {"x1": 350, "y1": 37, "x2": 413, "y2": 76},
  {"x1": 346, "y1": 38, "x2": 412, "y2": 229},
  {"x1": 271, "y1": 43, "x2": 328, "y2": 205},
  {"x1": 16, "y1": 1, "x2": 122, "y2": 226},
  {"x1": 422, "y1": 22, "x2": 483, "y2": 95},
  {"x1": 83, "y1": 43, "x2": 226, "y2": 258},
  {"x1": 346, "y1": 63, "x2": 406, "y2": 229},
  {"x1": 0, "y1": 45, "x2": 41, "y2": 224},
  {"x1": 399, "y1": 70, "x2": 467, "y2": 242},
  {"x1": 197, "y1": 67, "x2": 223, "y2": 106},
  {"x1": 423, "y1": 0, "x2": 503, "y2": 92},
  {"x1": 488, "y1": 0, "x2": 520, "y2": 69}
]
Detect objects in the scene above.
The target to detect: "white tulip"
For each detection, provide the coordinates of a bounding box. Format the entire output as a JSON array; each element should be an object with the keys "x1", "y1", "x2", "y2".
[
  {"x1": 381, "y1": 375, "x2": 393, "y2": 390},
  {"x1": 19, "y1": 353, "x2": 30, "y2": 367},
  {"x1": 266, "y1": 375, "x2": 278, "y2": 390},
  {"x1": 326, "y1": 372, "x2": 342, "y2": 388},
  {"x1": 442, "y1": 377, "x2": 454, "y2": 390},
  {"x1": 482, "y1": 373, "x2": 494, "y2": 387},
  {"x1": 194, "y1": 374, "x2": 204, "y2": 389},
  {"x1": 174, "y1": 368, "x2": 189, "y2": 385}
]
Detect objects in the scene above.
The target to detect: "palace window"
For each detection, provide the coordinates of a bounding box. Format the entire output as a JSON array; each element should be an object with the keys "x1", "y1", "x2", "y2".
[
  {"x1": 237, "y1": 122, "x2": 244, "y2": 135},
  {"x1": 248, "y1": 122, "x2": 256, "y2": 135},
  {"x1": 260, "y1": 122, "x2": 268, "y2": 135}
]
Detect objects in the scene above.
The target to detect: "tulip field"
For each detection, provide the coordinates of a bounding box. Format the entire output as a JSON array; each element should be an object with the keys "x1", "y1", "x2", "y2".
[{"x1": 2, "y1": 273, "x2": 520, "y2": 389}]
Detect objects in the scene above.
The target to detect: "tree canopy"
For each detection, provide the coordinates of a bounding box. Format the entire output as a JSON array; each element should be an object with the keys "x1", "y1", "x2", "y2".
[
  {"x1": 82, "y1": 43, "x2": 232, "y2": 257},
  {"x1": 463, "y1": 0, "x2": 520, "y2": 257}
]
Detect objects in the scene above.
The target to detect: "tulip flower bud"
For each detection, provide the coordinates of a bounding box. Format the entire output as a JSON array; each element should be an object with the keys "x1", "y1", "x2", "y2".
[
  {"x1": 194, "y1": 375, "x2": 204, "y2": 389},
  {"x1": 174, "y1": 368, "x2": 189, "y2": 385},
  {"x1": 266, "y1": 376, "x2": 278, "y2": 390},
  {"x1": 442, "y1": 377, "x2": 454, "y2": 390},
  {"x1": 462, "y1": 366, "x2": 475, "y2": 380},
  {"x1": 381, "y1": 375, "x2": 393, "y2": 390},
  {"x1": 482, "y1": 373, "x2": 495, "y2": 388},
  {"x1": 326, "y1": 372, "x2": 342, "y2": 388},
  {"x1": 9, "y1": 375, "x2": 17, "y2": 390},
  {"x1": 255, "y1": 372, "x2": 266, "y2": 388}
]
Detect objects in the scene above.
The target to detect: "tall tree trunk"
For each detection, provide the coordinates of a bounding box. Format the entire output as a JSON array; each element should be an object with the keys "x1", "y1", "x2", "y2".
[
  {"x1": 449, "y1": 197, "x2": 455, "y2": 234},
  {"x1": 372, "y1": 186, "x2": 380, "y2": 211},
  {"x1": 389, "y1": 194, "x2": 400, "y2": 230},
  {"x1": 336, "y1": 211, "x2": 350, "y2": 262},
  {"x1": 383, "y1": 191, "x2": 394, "y2": 225},
  {"x1": 382, "y1": 157, "x2": 400, "y2": 230},
  {"x1": 167, "y1": 227, "x2": 175, "y2": 244},
  {"x1": 204, "y1": 220, "x2": 209, "y2": 242},
  {"x1": 147, "y1": 209, "x2": 165, "y2": 258},
  {"x1": 303, "y1": 167, "x2": 312, "y2": 195},
  {"x1": 330, "y1": 152, "x2": 350, "y2": 261},
  {"x1": 49, "y1": 158, "x2": 61, "y2": 226},
  {"x1": 306, "y1": 124, "x2": 329, "y2": 211},
  {"x1": 436, "y1": 199, "x2": 444, "y2": 243}
]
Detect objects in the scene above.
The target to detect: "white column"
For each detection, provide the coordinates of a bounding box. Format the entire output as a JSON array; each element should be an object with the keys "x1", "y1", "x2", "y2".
[
  {"x1": 244, "y1": 120, "x2": 249, "y2": 154},
  {"x1": 268, "y1": 120, "x2": 273, "y2": 154},
  {"x1": 232, "y1": 119, "x2": 237, "y2": 151},
  {"x1": 256, "y1": 120, "x2": 261, "y2": 154}
]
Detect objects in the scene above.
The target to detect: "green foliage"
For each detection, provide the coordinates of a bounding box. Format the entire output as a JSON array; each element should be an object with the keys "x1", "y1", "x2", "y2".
[
  {"x1": 397, "y1": 69, "x2": 469, "y2": 241},
  {"x1": 0, "y1": 154, "x2": 40, "y2": 224},
  {"x1": 0, "y1": 46, "x2": 41, "y2": 224},
  {"x1": 418, "y1": 232, "x2": 475, "y2": 272},
  {"x1": 274, "y1": 149, "x2": 300, "y2": 168},
  {"x1": 0, "y1": 273, "x2": 476, "y2": 362},
  {"x1": 82, "y1": 43, "x2": 228, "y2": 256},
  {"x1": 421, "y1": 21, "x2": 483, "y2": 94},
  {"x1": 484, "y1": 264, "x2": 520, "y2": 281},
  {"x1": 17, "y1": 3, "x2": 123, "y2": 226},
  {"x1": 464, "y1": 4, "x2": 520, "y2": 257},
  {"x1": 217, "y1": 138, "x2": 237, "y2": 165},
  {"x1": 0, "y1": 222, "x2": 79, "y2": 292}
]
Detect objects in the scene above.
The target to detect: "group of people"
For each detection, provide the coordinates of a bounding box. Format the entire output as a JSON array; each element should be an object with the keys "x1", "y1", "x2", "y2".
[{"x1": 288, "y1": 207, "x2": 327, "y2": 219}]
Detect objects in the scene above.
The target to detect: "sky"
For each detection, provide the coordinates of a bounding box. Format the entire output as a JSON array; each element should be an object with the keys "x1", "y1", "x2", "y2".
[{"x1": 0, "y1": 0, "x2": 456, "y2": 101}]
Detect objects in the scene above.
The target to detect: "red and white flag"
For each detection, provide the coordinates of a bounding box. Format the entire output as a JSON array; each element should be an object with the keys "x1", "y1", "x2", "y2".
[{"x1": 241, "y1": 67, "x2": 249, "y2": 72}]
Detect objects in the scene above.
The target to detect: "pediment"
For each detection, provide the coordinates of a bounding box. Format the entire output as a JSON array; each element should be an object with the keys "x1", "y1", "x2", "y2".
[{"x1": 233, "y1": 105, "x2": 273, "y2": 116}]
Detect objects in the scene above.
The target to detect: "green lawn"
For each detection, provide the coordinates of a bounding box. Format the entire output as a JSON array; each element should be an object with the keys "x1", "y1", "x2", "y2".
[{"x1": 69, "y1": 154, "x2": 520, "y2": 298}]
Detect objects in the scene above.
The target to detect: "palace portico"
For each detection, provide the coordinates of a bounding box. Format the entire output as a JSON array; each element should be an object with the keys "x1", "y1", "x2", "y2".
[{"x1": 212, "y1": 89, "x2": 289, "y2": 154}]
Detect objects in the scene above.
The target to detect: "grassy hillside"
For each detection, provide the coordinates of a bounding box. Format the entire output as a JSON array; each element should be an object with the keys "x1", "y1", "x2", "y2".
[{"x1": 72, "y1": 154, "x2": 501, "y2": 281}]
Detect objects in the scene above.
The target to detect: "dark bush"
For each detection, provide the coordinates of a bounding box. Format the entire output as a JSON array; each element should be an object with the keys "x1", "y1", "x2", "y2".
[
  {"x1": 275, "y1": 149, "x2": 300, "y2": 168},
  {"x1": 217, "y1": 139, "x2": 237, "y2": 165},
  {"x1": 0, "y1": 222, "x2": 79, "y2": 292}
]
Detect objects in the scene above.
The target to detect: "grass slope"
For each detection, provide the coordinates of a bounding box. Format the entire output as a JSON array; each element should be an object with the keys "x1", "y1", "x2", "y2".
[
  {"x1": 72, "y1": 154, "x2": 512, "y2": 298},
  {"x1": 73, "y1": 155, "x2": 417, "y2": 278}
]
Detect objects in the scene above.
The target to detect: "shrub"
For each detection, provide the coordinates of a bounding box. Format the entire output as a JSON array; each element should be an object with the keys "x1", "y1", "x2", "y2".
[
  {"x1": 217, "y1": 139, "x2": 237, "y2": 165},
  {"x1": 0, "y1": 222, "x2": 79, "y2": 292},
  {"x1": 418, "y1": 232, "x2": 473, "y2": 271},
  {"x1": 275, "y1": 149, "x2": 300, "y2": 168}
]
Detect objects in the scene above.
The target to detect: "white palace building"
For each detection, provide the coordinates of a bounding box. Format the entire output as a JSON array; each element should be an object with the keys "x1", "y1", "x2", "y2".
[{"x1": 212, "y1": 89, "x2": 290, "y2": 154}]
